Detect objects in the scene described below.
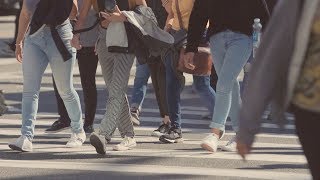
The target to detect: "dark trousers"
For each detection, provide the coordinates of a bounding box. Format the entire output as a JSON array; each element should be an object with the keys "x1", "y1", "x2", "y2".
[
  {"x1": 148, "y1": 57, "x2": 168, "y2": 118},
  {"x1": 293, "y1": 105, "x2": 320, "y2": 180},
  {"x1": 210, "y1": 65, "x2": 218, "y2": 91},
  {"x1": 10, "y1": 1, "x2": 23, "y2": 51},
  {"x1": 53, "y1": 47, "x2": 98, "y2": 127}
]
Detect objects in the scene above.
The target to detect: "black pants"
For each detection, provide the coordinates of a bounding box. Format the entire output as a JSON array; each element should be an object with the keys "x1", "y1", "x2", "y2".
[
  {"x1": 210, "y1": 65, "x2": 218, "y2": 91},
  {"x1": 10, "y1": 1, "x2": 23, "y2": 51},
  {"x1": 293, "y1": 105, "x2": 320, "y2": 180},
  {"x1": 147, "y1": 57, "x2": 168, "y2": 118},
  {"x1": 53, "y1": 47, "x2": 99, "y2": 127}
]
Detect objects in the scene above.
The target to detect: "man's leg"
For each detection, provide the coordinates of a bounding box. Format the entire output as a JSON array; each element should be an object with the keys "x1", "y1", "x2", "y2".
[
  {"x1": 44, "y1": 77, "x2": 72, "y2": 133},
  {"x1": 294, "y1": 106, "x2": 320, "y2": 180}
]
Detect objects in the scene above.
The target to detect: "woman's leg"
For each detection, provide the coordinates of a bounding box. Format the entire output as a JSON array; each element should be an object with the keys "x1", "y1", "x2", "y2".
[
  {"x1": 148, "y1": 58, "x2": 169, "y2": 119},
  {"x1": 77, "y1": 48, "x2": 98, "y2": 127},
  {"x1": 209, "y1": 31, "x2": 252, "y2": 134},
  {"x1": 99, "y1": 52, "x2": 135, "y2": 140},
  {"x1": 148, "y1": 58, "x2": 171, "y2": 137}
]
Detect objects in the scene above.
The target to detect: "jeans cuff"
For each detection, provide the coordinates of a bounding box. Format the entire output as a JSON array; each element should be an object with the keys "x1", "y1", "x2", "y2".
[
  {"x1": 209, "y1": 122, "x2": 225, "y2": 132},
  {"x1": 130, "y1": 103, "x2": 140, "y2": 110},
  {"x1": 71, "y1": 125, "x2": 83, "y2": 134}
]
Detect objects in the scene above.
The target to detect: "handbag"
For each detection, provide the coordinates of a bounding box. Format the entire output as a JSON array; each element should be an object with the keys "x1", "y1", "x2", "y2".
[{"x1": 174, "y1": 0, "x2": 212, "y2": 76}]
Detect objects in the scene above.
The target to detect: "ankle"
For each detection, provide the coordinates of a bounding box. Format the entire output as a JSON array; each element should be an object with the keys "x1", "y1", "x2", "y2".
[
  {"x1": 162, "y1": 115, "x2": 170, "y2": 124},
  {"x1": 210, "y1": 128, "x2": 222, "y2": 138}
]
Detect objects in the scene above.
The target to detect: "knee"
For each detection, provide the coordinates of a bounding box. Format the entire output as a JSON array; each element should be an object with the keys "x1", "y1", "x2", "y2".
[{"x1": 58, "y1": 87, "x2": 76, "y2": 101}]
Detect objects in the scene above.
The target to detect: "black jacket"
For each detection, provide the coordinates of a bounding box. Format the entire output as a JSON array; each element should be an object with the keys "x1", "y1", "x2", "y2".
[{"x1": 186, "y1": 0, "x2": 278, "y2": 53}]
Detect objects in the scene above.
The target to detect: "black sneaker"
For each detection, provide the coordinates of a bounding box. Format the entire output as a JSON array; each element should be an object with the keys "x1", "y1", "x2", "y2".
[
  {"x1": 130, "y1": 107, "x2": 140, "y2": 126},
  {"x1": 159, "y1": 127, "x2": 183, "y2": 143},
  {"x1": 151, "y1": 123, "x2": 171, "y2": 137},
  {"x1": 45, "y1": 120, "x2": 70, "y2": 133},
  {"x1": 84, "y1": 125, "x2": 94, "y2": 134},
  {"x1": 90, "y1": 132, "x2": 107, "y2": 155}
]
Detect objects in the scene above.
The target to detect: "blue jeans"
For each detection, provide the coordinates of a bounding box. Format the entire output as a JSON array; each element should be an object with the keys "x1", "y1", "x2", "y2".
[
  {"x1": 193, "y1": 76, "x2": 215, "y2": 116},
  {"x1": 21, "y1": 22, "x2": 83, "y2": 140},
  {"x1": 165, "y1": 51, "x2": 216, "y2": 128},
  {"x1": 165, "y1": 49, "x2": 183, "y2": 128},
  {"x1": 209, "y1": 30, "x2": 252, "y2": 133},
  {"x1": 130, "y1": 62, "x2": 150, "y2": 109}
]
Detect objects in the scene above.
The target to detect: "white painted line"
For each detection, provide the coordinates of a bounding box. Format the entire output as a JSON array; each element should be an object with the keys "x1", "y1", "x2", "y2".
[
  {"x1": 0, "y1": 141, "x2": 305, "y2": 164},
  {"x1": 0, "y1": 160, "x2": 310, "y2": 179},
  {"x1": 0, "y1": 119, "x2": 298, "y2": 139}
]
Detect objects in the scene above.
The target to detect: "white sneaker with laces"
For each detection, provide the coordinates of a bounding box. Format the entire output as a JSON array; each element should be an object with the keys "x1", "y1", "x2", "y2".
[
  {"x1": 200, "y1": 134, "x2": 219, "y2": 153},
  {"x1": 113, "y1": 136, "x2": 137, "y2": 151},
  {"x1": 8, "y1": 135, "x2": 33, "y2": 152},
  {"x1": 221, "y1": 136, "x2": 237, "y2": 152},
  {"x1": 66, "y1": 131, "x2": 86, "y2": 148}
]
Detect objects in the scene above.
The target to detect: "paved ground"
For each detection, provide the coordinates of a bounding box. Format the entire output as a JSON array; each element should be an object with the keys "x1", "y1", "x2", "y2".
[{"x1": 0, "y1": 16, "x2": 312, "y2": 180}]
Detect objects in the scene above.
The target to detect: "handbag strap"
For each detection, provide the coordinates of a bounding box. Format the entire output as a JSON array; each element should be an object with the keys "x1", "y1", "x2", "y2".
[
  {"x1": 175, "y1": 0, "x2": 185, "y2": 30},
  {"x1": 261, "y1": 0, "x2": 271, "y2": 17}
]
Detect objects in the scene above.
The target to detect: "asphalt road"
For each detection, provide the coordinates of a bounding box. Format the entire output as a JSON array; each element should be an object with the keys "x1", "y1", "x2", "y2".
[{"x1": 0, "y1": 16, "x2": 312, "y2": 180}]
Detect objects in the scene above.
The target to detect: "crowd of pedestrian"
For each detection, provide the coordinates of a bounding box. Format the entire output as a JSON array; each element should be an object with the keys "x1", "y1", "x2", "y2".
[{"x1": 1, "y1": 0, "x2": 319, "y2": 179}]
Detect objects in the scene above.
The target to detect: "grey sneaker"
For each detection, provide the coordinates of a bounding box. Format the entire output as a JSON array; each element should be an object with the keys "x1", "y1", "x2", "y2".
[
  {"x1": 90, "y1": 132, "x2": 107, "y2": 154},
  {"x1": 220, "y1": 136, "x2": 237, "y2": 152},
  {"x1": 8, "y1": 135, "x2": 33, "y2": 152},
  {"x1": 151, "y1": 123, "x2": 171, "y2": 137},
  {"x1": 113, "y1": 136, "x2": 137, "y2": 151}
]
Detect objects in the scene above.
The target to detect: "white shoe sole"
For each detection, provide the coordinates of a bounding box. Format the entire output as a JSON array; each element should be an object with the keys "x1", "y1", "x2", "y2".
[
  {"x1": 113, "y1": 143, "x2": 137, "y2": 151},
  {"x1": 8, "y1": 144, "x2": 32, "y2": 152},
  {"x1": 220, "y1": 146, "x2": 236, "y2": 152},
  {"x1": 200, "y1": 143, "x2": 216, "y2": 153}
]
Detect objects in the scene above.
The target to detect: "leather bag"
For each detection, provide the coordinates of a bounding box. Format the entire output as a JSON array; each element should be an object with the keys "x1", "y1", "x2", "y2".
[{"x1": 174, "y1": 0, "x2": 212, "y2": 76}]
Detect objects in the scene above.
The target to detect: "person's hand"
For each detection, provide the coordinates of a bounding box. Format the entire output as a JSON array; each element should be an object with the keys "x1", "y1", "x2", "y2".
[
  {"x1": 236, "y1": 140, "x2": 252, "y2": 161},
  {"x1": 183, "y1": 52, "x2": 195, "y2": 70},
  {"x1": 164, "y1": 24, "x2": 172, "y2": 32},
  {"x1": 71, "y1": 34, "x2": 82, "y2": 50},
  {"x1": 100, "y1": 6, "x2": 126, "y2": 22},
  {"x1": 15, "y1": 43, "x2": 23, "y2": 63}
]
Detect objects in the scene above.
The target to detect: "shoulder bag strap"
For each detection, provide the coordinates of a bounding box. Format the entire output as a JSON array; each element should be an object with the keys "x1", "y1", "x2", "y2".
[
  {"x1": 175, "y1": 0, "x2": 185, "y2": 30},
  {"x1": 261, "y1": 0, "x2": 271, "y2": 17}
]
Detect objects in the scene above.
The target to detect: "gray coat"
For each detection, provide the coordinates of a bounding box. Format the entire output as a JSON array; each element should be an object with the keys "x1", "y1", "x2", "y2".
[{"x1": 237, "y1": 0, "x2": 320, "y2": 146}]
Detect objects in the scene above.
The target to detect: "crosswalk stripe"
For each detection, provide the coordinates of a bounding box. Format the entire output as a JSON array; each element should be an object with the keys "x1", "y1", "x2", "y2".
[
  {"x1": 0, "y1": 160, "x2": 310, "y2": 180},
  {"x1": 0, "y1": 142, "x2": 307, "y2": 163},
  {"x1": 0, "y1": 119, "x2": 298, "y2": 139}
]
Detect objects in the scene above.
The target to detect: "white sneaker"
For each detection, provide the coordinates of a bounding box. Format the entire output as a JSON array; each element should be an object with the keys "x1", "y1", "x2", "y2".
[
  {"x1": 8, "y1": 135, "x2": 33, "y2": 152},
  {"x1": 221, "y1": 136, "x2": 237, "y2": 152},
  {"x1": 66, "y1": 131, "x2": 86, "y2": 148},
  {"x1": 113, "y1": 136, "x2": 137, "y2": 151},
  {"x1": 200, "y1": 134, "x2": 219, "y2": 153}
]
